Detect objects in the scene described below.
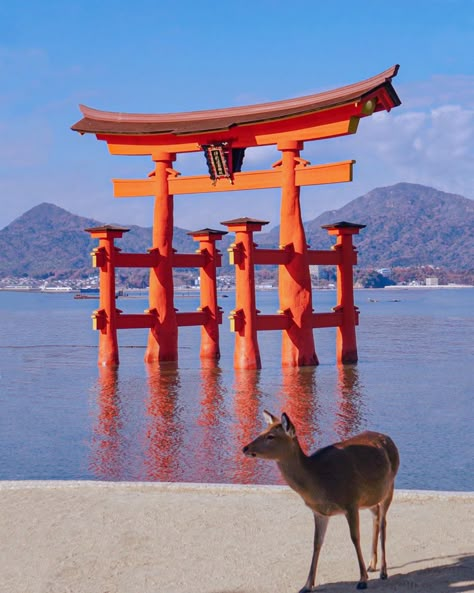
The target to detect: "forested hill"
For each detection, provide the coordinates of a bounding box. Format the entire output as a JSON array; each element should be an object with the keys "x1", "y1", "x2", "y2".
[
  {"x1": 259, "y1": 183, "x2": 474, "y2": 270},
  {"x1": 0, "y1": 183, "x2": 473, "y2": 278},
  {"x1": 0, "y1": 203, "x2": 194, "y2": 278}
]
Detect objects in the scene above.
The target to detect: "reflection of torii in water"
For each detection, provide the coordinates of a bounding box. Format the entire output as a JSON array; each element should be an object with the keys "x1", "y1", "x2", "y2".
[
  {"x1": 144, "y1": 364, "x2": 184, "y2": 482},
  {"x1": 335, "y1": 364, "x2": 366, "y2": 439},
  {"x1": 73, "y1": 66, "x2": 401, "y2": 369},
  {"x1": 89, "y1": 367, "x2": 123, "y2": 480},
  {"x1": 89, "y1": 364, "x2": 368, "y2": 483}
]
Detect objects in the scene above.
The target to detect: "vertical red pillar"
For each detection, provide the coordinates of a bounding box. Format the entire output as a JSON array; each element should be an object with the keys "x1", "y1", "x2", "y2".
[
  {"x1": 222, "y1": 218, "x2": 267, "y2": 370},
  {"x1": 322, "y1": 221, "x2": 365, "y2": 364},
  {"x1": 189, "y1": 228, "x2": 227, "y2": 360},
  {"x1": 278, "y1": 140, "x2": 318, "y2": 367},
  {"x1": 85, "y1": 225, "x2": 129, "y2": 366},
  {"x1": 145, "y1": 152, "x2": 178, "y2": 363}
]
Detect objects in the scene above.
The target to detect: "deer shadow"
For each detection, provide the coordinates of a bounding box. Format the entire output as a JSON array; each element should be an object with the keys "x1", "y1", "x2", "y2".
[{"x1": 214, "y1": 553, "x2": 474, "y2": 593}]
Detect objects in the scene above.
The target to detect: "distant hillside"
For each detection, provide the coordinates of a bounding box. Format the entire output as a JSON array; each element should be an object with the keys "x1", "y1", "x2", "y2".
[
  {"x1": 1, "y1": 183, "x2": 473, "y2": 279},
  {"x1": 0, "y1": 203, "x2": 196, "y2": 278},
  {"x1": 259, "y1": 183, "x2": 474, "y2": 270}
]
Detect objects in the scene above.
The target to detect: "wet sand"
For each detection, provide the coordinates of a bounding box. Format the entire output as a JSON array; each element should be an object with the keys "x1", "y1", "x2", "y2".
[{"x1": 1, "y1": 482, "x2": 473, "y2": 593}]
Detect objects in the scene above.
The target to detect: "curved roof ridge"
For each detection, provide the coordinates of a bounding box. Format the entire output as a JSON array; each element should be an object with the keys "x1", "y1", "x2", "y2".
[{"x1": 78, "y1": 65, "x2": 400, "y2": 125}]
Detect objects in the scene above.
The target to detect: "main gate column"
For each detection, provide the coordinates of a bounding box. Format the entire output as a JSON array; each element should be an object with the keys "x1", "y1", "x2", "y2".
[
  {"x1": 145, "y1": 152, "x2": 178, "y2": 363},
  {"x1": 278, "y1": 141, "x2": 318, "y2": 367}
]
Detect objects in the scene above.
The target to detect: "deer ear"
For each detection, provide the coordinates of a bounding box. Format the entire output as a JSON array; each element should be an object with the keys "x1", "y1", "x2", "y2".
[
  {"x1": 281, "y1": 413, "x2": 296, "y2": 437},
  {"x1": 263, "y1": 410, "x2": 278, "y2": 425}
]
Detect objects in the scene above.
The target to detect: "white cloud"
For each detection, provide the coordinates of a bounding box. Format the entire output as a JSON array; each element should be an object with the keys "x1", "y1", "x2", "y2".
[
  {"x1": 398, "y1": 75, "x2": 474, "y2": 110},
  {"x1": 354, "y1": 104, "x2": 474, "y2": 198}
]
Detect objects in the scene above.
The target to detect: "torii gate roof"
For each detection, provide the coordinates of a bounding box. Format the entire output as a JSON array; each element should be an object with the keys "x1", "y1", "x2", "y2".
[{"x1": 71, "y1": 65, "x2": 400, "y2": 137}]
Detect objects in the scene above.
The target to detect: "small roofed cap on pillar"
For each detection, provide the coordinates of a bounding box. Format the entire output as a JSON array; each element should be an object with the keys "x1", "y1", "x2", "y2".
[
  {"x1": 221, "y1": 217, "x2": 270, "y2": 231},
  {"x1": 84, "y1": 225, "x2": 130, "y2": 238},
  {"x1": 187, "y1": 228, "x2": 228, "y2": 239},
  {"x1": 321, "y1": 221, "x2": 366, "y2": 232}
]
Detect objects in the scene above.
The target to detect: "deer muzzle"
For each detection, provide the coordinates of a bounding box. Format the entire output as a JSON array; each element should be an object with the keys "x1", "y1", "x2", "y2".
[{"x1": 242, "y1": 445, "x2": 257, "y2": 457}]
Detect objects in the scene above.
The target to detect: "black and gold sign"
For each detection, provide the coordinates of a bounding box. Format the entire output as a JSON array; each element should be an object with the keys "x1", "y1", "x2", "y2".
[{"x1": 202, "y1": 143, "x2": 231, "y2": 183}]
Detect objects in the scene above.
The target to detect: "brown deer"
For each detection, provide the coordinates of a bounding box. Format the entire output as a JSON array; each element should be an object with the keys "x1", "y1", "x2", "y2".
[{"x1": 243, "y1": 411, "x2": 399, "y2": 591}]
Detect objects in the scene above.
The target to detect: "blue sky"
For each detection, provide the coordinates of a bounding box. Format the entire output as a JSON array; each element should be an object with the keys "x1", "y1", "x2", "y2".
[{"x1": 1, "y1": 0, "x2": 473, "y2": 231}]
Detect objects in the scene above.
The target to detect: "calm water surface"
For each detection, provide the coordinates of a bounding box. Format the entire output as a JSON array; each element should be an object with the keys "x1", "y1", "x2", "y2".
[{"x1": 0, "y1": 288, "x2": 473, "y2": 490}]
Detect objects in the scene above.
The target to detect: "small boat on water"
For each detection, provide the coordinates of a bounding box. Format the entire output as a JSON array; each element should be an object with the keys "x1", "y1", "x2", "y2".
[
  {"x1": 74, "y1": 292, "x2": 124, "y2": 300},
  {"x1": 74, "y1": 294, "x2": 99, "y2": 300}
]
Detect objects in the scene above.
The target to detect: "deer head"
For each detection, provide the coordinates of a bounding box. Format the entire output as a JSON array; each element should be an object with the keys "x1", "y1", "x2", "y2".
[{"x1": 243, "y1": 410, "x2": 297, "y2": 461}]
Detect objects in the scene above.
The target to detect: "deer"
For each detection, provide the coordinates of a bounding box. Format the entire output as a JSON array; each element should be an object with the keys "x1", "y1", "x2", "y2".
[{"x1": 243, "y1": 411, "x2": 400, "y2": 591}]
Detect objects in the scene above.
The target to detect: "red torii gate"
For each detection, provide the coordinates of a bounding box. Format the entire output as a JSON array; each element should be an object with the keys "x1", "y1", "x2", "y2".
[{"x1": 72, "y1": 65, "x2": 401, "y2": 368}]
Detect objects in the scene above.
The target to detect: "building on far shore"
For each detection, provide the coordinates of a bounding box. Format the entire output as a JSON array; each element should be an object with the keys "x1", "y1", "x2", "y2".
[{"x1": 426, "y1": 276, "x2": 439, "y2": 286}]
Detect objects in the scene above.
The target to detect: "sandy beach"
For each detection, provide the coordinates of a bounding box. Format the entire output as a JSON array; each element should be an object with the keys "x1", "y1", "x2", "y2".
[{"x1": 1, "y1": 482, "x2": 473, "y2": 593}]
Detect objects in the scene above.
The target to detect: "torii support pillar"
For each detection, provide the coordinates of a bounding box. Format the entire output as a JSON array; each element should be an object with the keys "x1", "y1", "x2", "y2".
[
  {"x1": 189, "y1": 228, "x2": 227, "y2": 360},
  {"x1": 85, "y1": 225, "x2": 130, "y2": 366},
  {"x1": 278, "y1": 140, "x2": 318, "y2": 367},
  {"x1": 223, "y1": 218, "x2": 268, "y2": 370},
  {"x1": 322, "y1": 221, "x2": 366, "y2": 364},
  {"x1": 145, "y1": 151, "x2": 178, "y2": 363}
]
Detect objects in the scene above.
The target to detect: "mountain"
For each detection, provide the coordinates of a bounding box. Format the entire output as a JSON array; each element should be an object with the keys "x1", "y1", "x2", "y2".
[
  {"x1": 259, "y1": 183, "x2": 474, "y2": 270},
  {"x1": 0, "y1": 203, "x2": 196, "y2": 278},
  {"x1": 0, "y1": 183, "x2": 473, "y2": 280}
]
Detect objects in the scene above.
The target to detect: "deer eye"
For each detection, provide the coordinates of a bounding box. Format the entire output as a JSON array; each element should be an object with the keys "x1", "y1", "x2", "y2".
[{"x1": 266, "y1": 434, "x2": 275, "y2": 440}]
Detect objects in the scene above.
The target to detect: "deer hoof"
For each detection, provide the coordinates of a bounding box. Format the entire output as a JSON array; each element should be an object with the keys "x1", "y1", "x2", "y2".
[
  {"x1": 356, "y1": 582, "x2": 368, "y2": 590},
  {"x1": 380, "y1": 572, "x2": 388, "y2": 580}
]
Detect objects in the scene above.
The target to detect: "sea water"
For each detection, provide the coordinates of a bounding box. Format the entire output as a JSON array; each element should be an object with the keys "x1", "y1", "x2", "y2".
[{"x1": 0, "y1": 288, "x2": 472, "y2": 491}]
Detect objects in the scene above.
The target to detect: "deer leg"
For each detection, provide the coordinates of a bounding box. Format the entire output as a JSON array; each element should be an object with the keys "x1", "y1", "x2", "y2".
[
  {"x1": 346, "y1": 507, "x2": 368, "y2": 590},
  {"x1": 299, "y1": 513, "x2": 329, "y2": 593},
  {"x1": 367, "y1": 504, "x2": 380, "y2": 572},
  {"x1": 379, "y1": 484, "x2": 395, "y2": 580}
]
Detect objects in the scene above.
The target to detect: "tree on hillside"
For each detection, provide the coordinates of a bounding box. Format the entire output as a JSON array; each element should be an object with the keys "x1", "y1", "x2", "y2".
[{"x1": 356, "y1": 270, "x2": 396, "y2": 288}]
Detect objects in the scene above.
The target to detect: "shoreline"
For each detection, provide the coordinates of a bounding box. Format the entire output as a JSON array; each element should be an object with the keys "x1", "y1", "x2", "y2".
[
  {"x1": 1, "y1": 479, "x2": 474, "y2": 498},
  {"x1": 0, "y1": 284, "x2": 473, "y2": 294},
  {"x1": 1, "y1": 481, "x2": 472, "y2": 593}
]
